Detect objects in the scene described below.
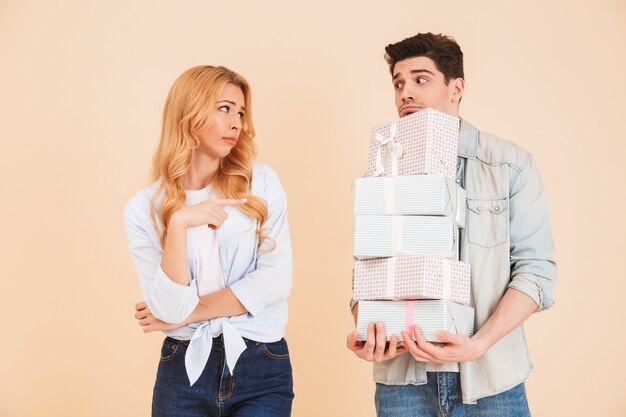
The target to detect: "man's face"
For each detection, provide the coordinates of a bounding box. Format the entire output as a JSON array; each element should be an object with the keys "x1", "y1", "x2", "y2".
[{"x1": 392, "y1": 56, "x2": 463, "y2": 117}]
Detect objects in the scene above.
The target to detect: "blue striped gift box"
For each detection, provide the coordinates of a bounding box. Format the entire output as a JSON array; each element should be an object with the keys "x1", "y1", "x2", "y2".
[
  {"x1": 353, "y1": 215, "x2": 458, "y2": 260},
  {"x1": 356, "y1": 300, "x2": 475, "y2": 342},
  {"x1": 353, "y1": 174, "x2": 466, "y2": 227}
]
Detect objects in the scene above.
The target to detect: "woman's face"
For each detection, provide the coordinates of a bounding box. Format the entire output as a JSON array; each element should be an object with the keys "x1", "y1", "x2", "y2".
[{"x1": 196, "y1": 83, "x2": 246, "y2": 159}]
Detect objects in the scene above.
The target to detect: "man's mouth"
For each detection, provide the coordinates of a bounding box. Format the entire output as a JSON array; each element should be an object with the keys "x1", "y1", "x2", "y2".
[{"x1": 400, "y1": 105, "x2": 423, "y2": 116}]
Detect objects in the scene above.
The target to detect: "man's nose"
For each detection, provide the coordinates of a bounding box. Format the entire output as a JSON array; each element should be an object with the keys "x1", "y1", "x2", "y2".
[{"x1": 400, "y1": 86, "x2": 415, "y2": 102}]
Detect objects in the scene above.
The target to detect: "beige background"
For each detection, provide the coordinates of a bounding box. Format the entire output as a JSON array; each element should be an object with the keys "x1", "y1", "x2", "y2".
[{"x1": 1, "y1": 0, "x2": 625, "y2": 416}]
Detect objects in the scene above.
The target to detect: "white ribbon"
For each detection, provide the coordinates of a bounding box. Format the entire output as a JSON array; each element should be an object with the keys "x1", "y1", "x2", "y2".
[
  {"x1": 185, "y1": 319, "x2": 247, "y2": 386},
  {"x1": 441, "y1": 257, "x2": 452, "y2": 300},
  {"x1": 391, "y1": 216, "x2": 403, "y2": 255},
  {"x1": 374, "y1": 123, "x2": 402, "y2": 176},
  {"x1": 384, "y1": 177, "x2": 395, "y2": 215},
  {"x1": 445, "y1": 177, "x2": 467, "y2": 228},
  {"x1": 385, "y1": 257, "x2": 396, "y2": 299}
]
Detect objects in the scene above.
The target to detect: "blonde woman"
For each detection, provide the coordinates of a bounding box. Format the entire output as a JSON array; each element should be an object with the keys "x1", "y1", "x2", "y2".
[{"x1": 123, "y1": 66, "x2": 293, "y2": 417}]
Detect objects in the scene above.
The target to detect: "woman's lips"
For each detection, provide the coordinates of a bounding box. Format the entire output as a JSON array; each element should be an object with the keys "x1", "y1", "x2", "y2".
[{"x1": 223, "y1": 137, "x2": 237, "y2": 145}]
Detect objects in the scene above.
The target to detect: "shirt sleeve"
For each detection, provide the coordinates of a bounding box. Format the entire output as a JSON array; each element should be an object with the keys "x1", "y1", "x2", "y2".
[
  {"x1": 507, "y1": 155, "x2": 557, "y2": 311},
  {"x1": 229, "y1": 166, "x2": 293, "y2": 317},
  {"x1": 123, "y1": 201, "x2": 199, "y2": 324}
]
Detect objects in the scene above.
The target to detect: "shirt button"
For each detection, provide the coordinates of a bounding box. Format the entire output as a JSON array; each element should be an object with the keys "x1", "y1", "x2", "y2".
[
  {"x1": 494, "y1": 206, "x2": 500, "y2": 212},
  {"x1": 455, "y1": 178, "x2": 461, "y2": 184},
  {"x1": 477, "y1": 207, "x2": 483, "y2": 212}
]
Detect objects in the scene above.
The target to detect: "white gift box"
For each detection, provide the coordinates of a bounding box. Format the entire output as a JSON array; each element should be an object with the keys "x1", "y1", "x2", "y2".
[
  {"x1": 353, "y1": 215, "x2": 458, "y2": 260},
  {"x1": 356, "y1": 300, "x2": 475, "y2": 342},
  {"x1": 366, "y1": 108, "x2": 459, "y2": 179},
  {"x1": 353, "y1": 174, "x2": 466, "y2": 227}
]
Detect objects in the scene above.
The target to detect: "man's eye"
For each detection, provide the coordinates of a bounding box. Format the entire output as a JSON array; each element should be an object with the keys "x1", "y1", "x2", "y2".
[
  {"x1": 394, "y1": 82, "x2": 403, "y2": 90},
  {"x1": 416, "y1": 77, "x2": 428, "y2": 84}
]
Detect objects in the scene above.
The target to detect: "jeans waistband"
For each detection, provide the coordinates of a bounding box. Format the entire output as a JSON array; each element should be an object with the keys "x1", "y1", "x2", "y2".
[{"x1": 165, "y1": 335, "x2": 262, "y2": 348}]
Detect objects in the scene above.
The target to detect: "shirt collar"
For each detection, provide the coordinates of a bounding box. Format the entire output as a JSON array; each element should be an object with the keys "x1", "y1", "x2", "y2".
[{"x1": 458, "y1": 118, "x2": 478, "y2": 159}]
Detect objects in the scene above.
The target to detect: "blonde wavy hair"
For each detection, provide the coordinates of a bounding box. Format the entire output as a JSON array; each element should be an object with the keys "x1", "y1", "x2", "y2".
[{"x1": 149, "y1": 65, "x2": 270, "y2": 250}]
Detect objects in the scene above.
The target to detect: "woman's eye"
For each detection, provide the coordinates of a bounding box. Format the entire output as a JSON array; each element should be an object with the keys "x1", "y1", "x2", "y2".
[
  {"x1": 237, "y1": 112, "x2": 245, "y2": 120},
  {"x1": 219, "y1": 105, "x2": 230, "y2": 113}
]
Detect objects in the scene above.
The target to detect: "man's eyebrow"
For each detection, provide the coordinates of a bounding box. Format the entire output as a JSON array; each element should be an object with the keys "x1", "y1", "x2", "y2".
[
  {"x1": 216, "y1": 100, "x2": 246, "y2": 111},
  {"x1": 392, "y1": 69, "x2": 435, "y2": 81}
]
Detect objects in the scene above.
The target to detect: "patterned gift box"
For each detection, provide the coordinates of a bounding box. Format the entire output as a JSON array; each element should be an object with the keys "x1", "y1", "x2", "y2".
[
  {"x1": 353, "y1": 215, "x2": 458, "y2": 260},
  {"x1": 353, "y1": 254, "x2": 471, "y2": 305},
  {"x1": 356, "y1": 300, "x2": 474, "y2": 342},
  {"x1": 353, "y1": 174, "x2": 467, "y2": 228},
  {"x1": 365, "y1": 108, "x2": 459, "y2": 179}
]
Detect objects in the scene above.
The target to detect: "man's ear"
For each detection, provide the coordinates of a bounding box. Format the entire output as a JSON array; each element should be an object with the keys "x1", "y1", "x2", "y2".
[{"x1": 451, "y1": 77, "x2": 465, "y2": 103}]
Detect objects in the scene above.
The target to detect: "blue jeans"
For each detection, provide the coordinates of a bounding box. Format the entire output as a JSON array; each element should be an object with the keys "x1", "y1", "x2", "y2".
[
  {"x1": 375, "y1": 372, "x2": 531, "y2": 417},
  {"x1": 152, "y1": 335, "x2": 294, "y2": 417}
]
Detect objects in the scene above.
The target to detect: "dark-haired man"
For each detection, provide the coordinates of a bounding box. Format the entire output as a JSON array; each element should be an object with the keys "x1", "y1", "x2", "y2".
[{"x1": 347, "y1": 33, "x2": 557, "y2": 416}]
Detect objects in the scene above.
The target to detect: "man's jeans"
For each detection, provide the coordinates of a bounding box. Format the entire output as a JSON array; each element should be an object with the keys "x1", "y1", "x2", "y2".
[
  {"x1": 152, "y1": 336, "x2": 294, "y2": 417},
  {"x1": 375, "y1": 372, "x2": 531, "y2": 417}
]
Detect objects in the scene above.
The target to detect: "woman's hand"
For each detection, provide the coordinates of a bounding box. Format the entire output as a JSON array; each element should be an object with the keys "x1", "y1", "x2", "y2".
[
  {"x1": 172, "y1": 198, "x2": 247, "y2": 230},
  {"x1": 134, "y1": 302, "x2": 183, "y2": 333}
]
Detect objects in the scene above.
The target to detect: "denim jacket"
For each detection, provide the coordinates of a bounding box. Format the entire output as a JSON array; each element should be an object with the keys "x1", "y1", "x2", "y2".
[{"x1": 372, "y1": 119, "x2": 557, "y2": 404}]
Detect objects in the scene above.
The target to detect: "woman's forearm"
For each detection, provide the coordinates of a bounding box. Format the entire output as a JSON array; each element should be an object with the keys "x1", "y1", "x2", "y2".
[
  {"x1": 182, "y1": 287, "x2": 248, "y2": 324},
  {"x1": 160, "y1": 214, "x2": 191, "y2": 286}
]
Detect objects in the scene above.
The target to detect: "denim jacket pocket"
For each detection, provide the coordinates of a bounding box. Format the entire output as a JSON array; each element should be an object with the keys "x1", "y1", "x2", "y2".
[{"x1": 467, "y1": 197, "x2": 508, "y2": 248}]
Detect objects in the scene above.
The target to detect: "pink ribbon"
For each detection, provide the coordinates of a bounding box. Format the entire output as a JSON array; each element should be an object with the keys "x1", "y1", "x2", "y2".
[{"x1": 404, "y1": 300, "x2": 415, "y2": 339}]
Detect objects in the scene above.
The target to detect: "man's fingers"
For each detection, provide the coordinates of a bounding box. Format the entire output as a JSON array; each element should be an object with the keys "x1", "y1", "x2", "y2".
[
  {"x1": 402, "y1": 330, "x2": 438, "y2": 362},
  {"x1": 346, "y1": 330, "x2": 359, "y2": 349},
  {"x1": 362, "y1": 322, "x2": 376, "y2": 359},
  {"x1": 373, "y1": 322, "x2": 387, "y2": 361},
  {"x1": 435, "y1": 330, "x2": 464, "y2": 345},
  {"x1": 388, "y1": 335, "x2": 409, "y2": 357},
  {"x1": 386, "y1": 335, "x2": 399, "y2": 358},
  {"x1": 413, "y1": 325, "x2": 445, "y2": 359}
]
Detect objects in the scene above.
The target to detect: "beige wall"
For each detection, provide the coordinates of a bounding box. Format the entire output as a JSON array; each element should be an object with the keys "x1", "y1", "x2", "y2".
[{"x1": 1, "y1": 0, "x2": 625, "y2": 415}]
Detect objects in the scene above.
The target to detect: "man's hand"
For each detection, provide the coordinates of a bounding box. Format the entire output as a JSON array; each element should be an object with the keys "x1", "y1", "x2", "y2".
[
  {"x1": 134, "y1": 301, "x2": 183, "y2": 333},
  {"x1": 400, "y1": 325, "x2": 487, "y2": 363},
  {"x1": 346, "y1": 322, "x2": 408, "y2": 362}
]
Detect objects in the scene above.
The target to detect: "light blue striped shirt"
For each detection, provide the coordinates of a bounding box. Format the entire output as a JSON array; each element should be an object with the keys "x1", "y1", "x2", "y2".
[{"x1": 123, "y1": 163, "x2": 292, "y2": 385}]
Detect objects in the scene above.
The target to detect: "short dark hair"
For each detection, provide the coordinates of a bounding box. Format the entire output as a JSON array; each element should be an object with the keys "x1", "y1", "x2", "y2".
[{"x1": 384, "y1": 33, "x2": 464, "y2": 84}]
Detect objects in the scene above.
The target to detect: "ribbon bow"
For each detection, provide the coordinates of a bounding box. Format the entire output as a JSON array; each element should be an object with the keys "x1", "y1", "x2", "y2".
[
  {"x1": 185, "y1": 318, "x2": 247, "y2": 386},
  {"x1": 374, "y1": 122, "x2": 402, "y2": 176}
]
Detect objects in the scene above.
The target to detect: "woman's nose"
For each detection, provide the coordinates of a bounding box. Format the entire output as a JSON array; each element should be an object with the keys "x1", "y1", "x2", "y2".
[{"x1": 230, "y1": 116, "x2": 242, "y2": 130}]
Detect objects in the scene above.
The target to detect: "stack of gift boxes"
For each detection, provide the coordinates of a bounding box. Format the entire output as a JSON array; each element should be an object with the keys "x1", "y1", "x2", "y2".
[{"x1": 353, "y1": 108, "x2": 475, "y2": 343}]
